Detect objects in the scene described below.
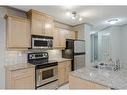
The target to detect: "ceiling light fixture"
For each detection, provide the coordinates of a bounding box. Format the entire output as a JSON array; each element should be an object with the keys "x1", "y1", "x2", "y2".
[
  {"x1": 107, "y1": 18, "x2": 118, "y2": 25},
  {"x1": 66, "y1": 10, "x2": 83, "y2": 21},
  {"x1": 72, "y1": 11, "x2": 77, "y2": 20}
]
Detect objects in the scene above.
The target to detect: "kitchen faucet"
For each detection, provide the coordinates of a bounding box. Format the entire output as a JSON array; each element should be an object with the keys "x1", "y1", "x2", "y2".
[{"x1": 113, "y1": 59, "x2": 120, "y2": 71}]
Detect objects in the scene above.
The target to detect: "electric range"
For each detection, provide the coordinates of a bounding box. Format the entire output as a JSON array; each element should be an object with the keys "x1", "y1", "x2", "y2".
[{"x1": 27, "y1": 52, "x2": 58, "y2": 89}]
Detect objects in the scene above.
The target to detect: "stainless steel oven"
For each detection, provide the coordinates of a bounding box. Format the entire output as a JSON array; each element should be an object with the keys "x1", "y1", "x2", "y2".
[
  {"x1": 36, "y1": 65, "x2": 58, "y2": 89},
  {"x1": 28, "y1": 52, "x2": 58, "y2": 89},
  {"x1": 32, "y1": 35, "x2": 53, "y2": 49}
]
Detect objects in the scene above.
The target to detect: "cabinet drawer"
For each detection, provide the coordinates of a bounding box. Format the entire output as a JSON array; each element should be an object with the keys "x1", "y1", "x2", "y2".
[{"x1": 11, "y1": 68, "x2": 35, "y2": 77}]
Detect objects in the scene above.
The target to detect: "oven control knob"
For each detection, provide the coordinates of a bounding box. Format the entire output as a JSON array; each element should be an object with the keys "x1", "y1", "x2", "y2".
[
  {"x1": 29, "y1": 54, "x2": 35, "y2": 59},
  {"x1": 44, "y1": 53, "x2": 47, "y2": 57}
]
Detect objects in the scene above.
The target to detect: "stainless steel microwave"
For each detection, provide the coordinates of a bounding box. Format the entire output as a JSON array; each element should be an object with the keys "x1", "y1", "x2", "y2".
[{"x1": 32, "y1": 35, "x2": 53, "y2": 49}]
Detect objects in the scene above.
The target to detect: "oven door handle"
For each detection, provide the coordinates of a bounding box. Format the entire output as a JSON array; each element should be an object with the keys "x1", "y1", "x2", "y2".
[{"x1": 38, "y1": 66, "x2": 57, "y2": 72}]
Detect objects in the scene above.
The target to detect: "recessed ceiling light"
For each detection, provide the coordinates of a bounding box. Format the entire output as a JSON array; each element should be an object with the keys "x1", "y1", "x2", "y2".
[
  {"x1": 107, "y1": 18, "x2": 118, "y2": 25},
  {"x1": 72, "y1": 16, "x2": 76, "y2": 20},
  {"x1": 79, "y1": 17, "x2": 83, "y2": 21},
  {"x1": 66, "y1": 11, "x2": 71, "y2": 16}
]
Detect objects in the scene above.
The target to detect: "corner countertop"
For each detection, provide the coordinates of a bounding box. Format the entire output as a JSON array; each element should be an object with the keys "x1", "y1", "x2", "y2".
[
  {"x1": 5, "y1": 63, "x2": 35, "y2": 71},
  {"x1": 70, "y1": 67, "x2": 127, "y2": 89},
  {"x1": 4, "y1": 58, "x2": 71, "y2": 71},
  {"x1": 53, "y1": 58, "x2": 72, "y2": 63}
]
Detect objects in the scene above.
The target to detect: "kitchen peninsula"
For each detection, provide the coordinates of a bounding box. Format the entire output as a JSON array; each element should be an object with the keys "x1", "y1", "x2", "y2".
[{"x1": 69, "y1": 67, "x2": 127, "y2": 89}]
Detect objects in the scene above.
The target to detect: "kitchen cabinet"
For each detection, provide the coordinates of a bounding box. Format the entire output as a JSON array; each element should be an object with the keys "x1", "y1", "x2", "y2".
[
  {"x1": 65, "y1": 61, "x2": 71, "y2": 82},
  {"x1": 66, "y1": 30, "x2": 76, "y2": 40},
  {"x1": 5, "y1": 15, "x2": 30, "y2": 49},
  {"x1": 53, "y1": 28, "x2": 66, "y2": 48},
  {"x1": 58, "y1": 60, "x2": 71, "y2": 86},
  {"x1": 29, "y1": 12, "x2": 45, "y2": 35},
  {"x1": 53, "y1": 28, "x2": 76, "y2": 49},
  {"x1": 69, "y1": 75, "x2": 110, "y2": 89},
  {"x1": 5, "y1": 66, "x2": 35, "y2": 89},
  {"x1": 27, "y1": 9, "x2": 54, "y2": 37},
  {"x1": 44, "y1": 15, "x2": 54, "y2": 37}
]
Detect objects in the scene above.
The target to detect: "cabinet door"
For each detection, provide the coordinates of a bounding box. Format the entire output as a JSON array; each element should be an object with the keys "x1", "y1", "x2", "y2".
[
  {"x1": 7, "y1": 16, "x2": 30, "y2": 48},
  {"x1": 53, "y1": 28, "x2": 60, "y2": 47},
  {"x1": 11, "y1": 68, "x2": 35, "y2": 89},
  {"x1": 58, "y1": 63, "x2": 66, "y2": 86},
  {"x1": 11, "y1": 74, "x2": 35, "y2": 89},
  {"x1": 31, "y1": 13, "x2": 45, "y2": 35},
  {"x1": 70, "y1": 30, "x2": 76, "y2": 39},
  {"x1": 65, "y1": 61, "x2": 71, "y2": 83},
  {"x1": 66, "y1": 30, "x2": 76, "y2": 39},
  {"x1": 53, "y1": 28, "x2": 66, "y2": 48},
  {"x1": 59, "y1": 29, "x2": 66, "y2": 47},
  {"x1": 69, "y1": 75, "x2": 109, "y2": 89},
  {"x1": 44, "y1": 16, "x2": 54, "y2": 37}
]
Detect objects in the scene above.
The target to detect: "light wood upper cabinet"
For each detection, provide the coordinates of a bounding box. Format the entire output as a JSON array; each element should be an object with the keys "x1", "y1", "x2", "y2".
[
  {"x1": 27, "y1": 9, "x2": 54, "y2": 37},
  {"x1": 5, "y1": 67, "x2": 35, "y2": 89},
  {"x1": 53, "y1": 28, "x2": 76, "y2": 48},
  {"x1": 58, "y1": 60, "x2": 71, "y2": 86},
  {"x1": 30, "y1": 13, "x2": 45, "y2": 35},
  {"x1": 45, "y1": 16, "x2": 54, "y2": 37},
  {"x1": 66, "y1": 30, "x2": 76, "y2": 40},
  {"x1": 5, "y1": 15, "x2": 30, "y2": 49},
  {"x1": 53, "y1": 28, "x2": 66, "y2": 48}
]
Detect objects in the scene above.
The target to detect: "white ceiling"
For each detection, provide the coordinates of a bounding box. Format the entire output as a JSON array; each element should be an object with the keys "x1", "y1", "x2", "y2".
[{"x1": 12, "y1": 6, "x2": 127, "y2": 31}]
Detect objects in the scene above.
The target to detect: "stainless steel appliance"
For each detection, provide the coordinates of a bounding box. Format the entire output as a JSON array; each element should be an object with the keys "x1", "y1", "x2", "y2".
[
  {"x1": 32, "y1": 35, "x2": 53, "y2": 49},
  {"x1": 28, "y1": 52, "x2": 58, "y2": 89},
  {"x1": 62, "y1": 39, "x2": 85, "y2": 70}
]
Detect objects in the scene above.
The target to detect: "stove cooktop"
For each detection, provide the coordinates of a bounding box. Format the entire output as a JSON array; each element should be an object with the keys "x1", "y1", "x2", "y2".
[
  {"x1": 28, "y1": 60, "x2": 57, "y2": 65},
  {"x1": 27, "y1": 52, "x2": 58, "y2": 69}
]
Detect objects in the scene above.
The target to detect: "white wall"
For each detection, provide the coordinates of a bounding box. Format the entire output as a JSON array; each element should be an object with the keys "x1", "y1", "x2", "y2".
[
  {"x1": 98, "y1": 26, "x2": 121, "y2": 62},
  {"x1": 0, "y1": 7, "x2": 6, "y2": 89},
  {"x1": 120, "y1": 24, "x2": 127, "y2": 68},
  {"x1": 84, "y1": 24, "x2": 93, "y2": 67}
]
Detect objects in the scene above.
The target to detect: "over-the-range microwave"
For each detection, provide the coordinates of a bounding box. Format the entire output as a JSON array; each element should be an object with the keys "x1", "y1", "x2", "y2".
[{"x1": 31, "y1": 35, "x2": 53, "y2": 49}]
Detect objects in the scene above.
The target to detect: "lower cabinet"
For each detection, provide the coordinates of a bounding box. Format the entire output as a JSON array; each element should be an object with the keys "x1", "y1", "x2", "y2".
[
  {"x1": 69, "y1": 75, "x2": 110, "y2": 89},
  {"x1": 58, "y1": 61, "x2": 71, "y2": 86},
  {"x1": 5, "y1": 67, "x2": 35, "y2": 89}
]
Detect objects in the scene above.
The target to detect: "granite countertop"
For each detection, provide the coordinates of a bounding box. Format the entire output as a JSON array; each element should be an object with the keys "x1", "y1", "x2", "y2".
[
  {"x1": 5, "y1": 63, "x2": 35, "y2": 71},
  {"x1": 5, "y1": 58, "x2": 71, "y2": 71},
  {"x1": 70, "y1": 67, "x2": 127, "y2": 89},
  {"x1": 54, "y1": 58, "x2": 72, "y2": 63}
]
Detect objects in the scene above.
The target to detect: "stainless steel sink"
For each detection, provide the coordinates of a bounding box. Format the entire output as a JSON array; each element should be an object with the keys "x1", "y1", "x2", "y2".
[{"x1": 93, "y1": 63, "x2": 119, "y2": 71}]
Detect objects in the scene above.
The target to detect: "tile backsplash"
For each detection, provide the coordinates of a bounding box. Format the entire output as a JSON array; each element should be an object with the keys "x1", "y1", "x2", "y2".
[
  {"x1": 5, "y1": 51, "x2": 27, "y2": 65},
  {"x1": 47, "y1": 49, "x2": 62, "y2": 60},
  {"x1": 5, "y1": 49, "x2": 62, "y2": 65}
]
